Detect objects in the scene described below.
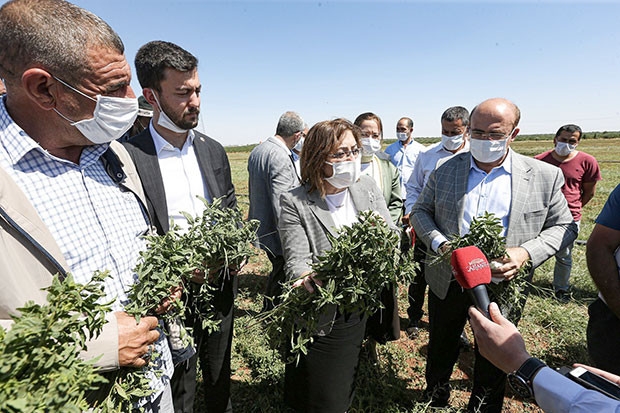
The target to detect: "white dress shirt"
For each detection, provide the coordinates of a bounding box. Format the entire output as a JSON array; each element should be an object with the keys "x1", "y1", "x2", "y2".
[
  {"x1": 430, "y1": 151, "x2": 513, "y2": 252},
  {"x1": 404, "y1": 141, "x2": 470, "y2": 214},
  {"x1": 150, "y1": 124, "x2": 211, "y2": 232},
  {"x1": 385, "y1": 139, "x2": 426, "y2": 198}
]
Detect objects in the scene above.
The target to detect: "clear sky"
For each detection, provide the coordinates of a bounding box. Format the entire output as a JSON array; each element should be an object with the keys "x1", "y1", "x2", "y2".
[{"x1": 64, "y1": 1, "x2": 620, "y2": 145}]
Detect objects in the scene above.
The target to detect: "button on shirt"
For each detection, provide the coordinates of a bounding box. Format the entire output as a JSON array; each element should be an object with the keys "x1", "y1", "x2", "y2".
[
  {"x1": 404, "y1": 141, "x2": 470, "y2": 213},
  {"x1": 150, "y1": 124, "x2": 210, "y2": 233},
  {"x1": 430, "y1": 151, "x2": 512, "y2": 251},
  {"x1": 385, "y1": 139, "x2": 425, "y2": 198},
  {"x1": 462, "y1": 153, "x2": 512, "y2": 237},
  {"x1": 0, "y1": 99, "x2": 173, "y2": 404}
]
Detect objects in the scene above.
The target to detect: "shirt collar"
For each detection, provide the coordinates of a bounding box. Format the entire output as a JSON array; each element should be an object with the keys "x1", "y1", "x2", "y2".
[
  {"x1": 469, "y1": 148, "x2": 513, "y2": 174},
  {"x1": 0, "y1": 98, "x2": 108, "y2": 167},
  {"x1": 270, "y1": 135, "x2": 290, "y2": 152},
  {"x1": 149, "y1": 122, "x2": 195, "y2": 155}
]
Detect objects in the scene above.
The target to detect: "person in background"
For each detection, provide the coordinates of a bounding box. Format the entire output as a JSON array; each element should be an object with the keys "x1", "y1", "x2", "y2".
[
  {"x1": 278, "y1": 118, "x2": 396, "y2": 413},
  {"x1": 535, "y1": 124, "x2": 601, "y2": 302},
  {"x1": 248, "y1": 111, "x2": 305, "y2": 310},
  {"x1": 411, "y1": 97, "x2": 577, "y2": 412},
  {"x1": 403, "y1": 106, "x2": 470, "y2": 339},
  {"x1": 353, "y1": 112, "x2": 403, "y2": 224},
  {"x1": 291, "y1": 128, "x2": 304, "y2": 179},
  {"x1": 586, "y1": 183, "x2": 620, "y2": 375},
  {"x1": 0, "y1": 0, "x2": 175, "y2": 410},
  {"x1": 119, "y1": 95, "x2": 154, "y2": 142},
  {"x1": 384, "y1": 116, "x2": 425, "y2": 200},
  {"x1": 123, "y1": 40, "x2": 237, "y2": 413},
  {"x1": 469, "y1": 302, "x2": 620, "y2": 412},
  {"x1": 0, "y1": 78, "x2": 6, "y2": 95}
]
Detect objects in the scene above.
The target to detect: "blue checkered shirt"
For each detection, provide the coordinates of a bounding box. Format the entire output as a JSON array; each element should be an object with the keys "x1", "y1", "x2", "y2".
[{"x1": 0, "y1": 97, "x2": 173, "y2": 405}]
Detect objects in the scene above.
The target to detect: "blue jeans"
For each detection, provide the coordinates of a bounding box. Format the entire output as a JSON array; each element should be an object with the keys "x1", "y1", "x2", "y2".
[{"x1": 553, "y1": 220, "x2": 580, "y2": 292}]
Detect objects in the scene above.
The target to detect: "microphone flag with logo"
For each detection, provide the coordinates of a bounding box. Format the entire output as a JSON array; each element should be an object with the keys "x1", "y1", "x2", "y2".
[{"x1": 451, "y1": 245, "x2": 492, "y2": 319}]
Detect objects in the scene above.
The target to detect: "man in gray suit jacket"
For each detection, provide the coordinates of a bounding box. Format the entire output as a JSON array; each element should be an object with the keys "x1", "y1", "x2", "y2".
[
  {"x1": 411, "y1": 98, "x2": 577, "y2": 413},
  {"x1": 123, "y1": 41, "x2": 236, "y2": 413},
  {"x1": 248, "y1": 111, "x2": 306, "y2": 309}
]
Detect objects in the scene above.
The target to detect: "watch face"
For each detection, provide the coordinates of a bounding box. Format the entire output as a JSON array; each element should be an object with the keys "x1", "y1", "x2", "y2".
[{"x1": 508, "y1": 373, "x2": 534, "y2": 399}]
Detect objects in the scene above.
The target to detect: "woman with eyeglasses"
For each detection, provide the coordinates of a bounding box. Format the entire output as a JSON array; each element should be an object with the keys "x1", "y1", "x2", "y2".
[
  {"x1": 353, "y1": 112, "x2": 403, "y2": 224},
  {"x1": 278, "y1": 118, "x2": 395, "y2": 413}
]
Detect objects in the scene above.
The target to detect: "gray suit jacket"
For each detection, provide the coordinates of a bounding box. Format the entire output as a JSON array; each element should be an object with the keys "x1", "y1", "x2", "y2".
[
  {"x1": 411, "y1": 150, "x2": 578, "y2": 300},
  {"x1": 247, "y1": 137, "x2": 299, "y2": 257},
  {"x1": 122, "y1": 128, "x2": 237, "y2": 235},
  {"x1": 278, "y1": 175, "x2": 396, "y2": 336}
]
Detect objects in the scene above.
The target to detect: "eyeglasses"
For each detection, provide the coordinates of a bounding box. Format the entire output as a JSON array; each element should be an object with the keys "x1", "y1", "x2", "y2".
[
  {"x1": 328, "y1": 148, "x2": 361, "y2": 159},
  {"x1": 470, "y1": 128, "x2": 515, "y2": 141}
]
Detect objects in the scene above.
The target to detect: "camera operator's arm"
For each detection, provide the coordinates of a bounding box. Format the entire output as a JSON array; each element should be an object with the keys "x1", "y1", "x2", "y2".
[{"x1": 469, "y1": 303, "x2": 620, "y2": 412}]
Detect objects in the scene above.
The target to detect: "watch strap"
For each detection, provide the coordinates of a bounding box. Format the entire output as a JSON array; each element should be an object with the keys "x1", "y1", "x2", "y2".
[
  {"x1": 517, "y1": 357, "x2": 546, "y2": 382},
  {"x1": 510, "y1": 357, "x2": 546, "y2": 399}
]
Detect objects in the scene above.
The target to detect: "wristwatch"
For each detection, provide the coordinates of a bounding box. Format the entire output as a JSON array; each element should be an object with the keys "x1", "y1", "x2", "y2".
[{"x1": 508, "y1": 357, "x2": 546, "y2": 399}]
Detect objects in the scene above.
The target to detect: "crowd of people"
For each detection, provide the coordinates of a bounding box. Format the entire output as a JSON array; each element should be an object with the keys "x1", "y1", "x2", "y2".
[{"x1": 0, "y1": 0, "x2": 618, "y2": 412}]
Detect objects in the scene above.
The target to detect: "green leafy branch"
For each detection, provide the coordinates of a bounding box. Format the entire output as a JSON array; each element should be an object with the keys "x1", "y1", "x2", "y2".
[
  {"x1": 259, "y1": 210, "x2": 416, "y2": 364},
  {"x1": 0, "y1": 272, "x2": 111, "y2": 413},
  {"x1": 431, "y1": 212, "x2": 531, "y2": 321},
  {"x1": 104, "y1": 197, "x2": 259, "y2": 410}
]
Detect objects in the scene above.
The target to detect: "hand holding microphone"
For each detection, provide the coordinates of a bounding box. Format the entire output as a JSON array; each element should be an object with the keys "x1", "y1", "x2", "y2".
[{"x1": 451, "y1": 245, "x2": 492, "y2": 319}]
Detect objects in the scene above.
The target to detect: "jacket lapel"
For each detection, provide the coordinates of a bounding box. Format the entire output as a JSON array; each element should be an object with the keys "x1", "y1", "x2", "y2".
[
  {"x1": 454, "y1": 153, "x2": 470, "y2": 231},
  {"x1": 507, "y1": 151, "x2": 532, "y2": 243},
  {"x1": 306, "y1": 190, "x2": 338, "y2": 238},
  {"x1": 193, "y1": 133, "x2": 223, "y2": 199},
  {"x1": 130, "y1": 130, "x2": 169, "y2": 232}
]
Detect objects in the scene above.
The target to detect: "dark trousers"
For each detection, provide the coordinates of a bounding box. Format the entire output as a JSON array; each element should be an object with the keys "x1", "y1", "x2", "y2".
[
  {"x1": 285, "y1": 312, "x2": 367, "y2": 413},
  {"x1": 263, "y1": 253, "x2": 286, "y2": 311},
  {"x1": 407, "y1": 240, "x2": 427, "y2": 322},
  {"x1": 171, "y1": 275, "x2": 236, "y2": 413},
  {"x1": 426, "y1": 281, "x2": 509, "y2": 413},
  {"x1": 587, "y1": 298, "x2": 620, "y2": 375}
]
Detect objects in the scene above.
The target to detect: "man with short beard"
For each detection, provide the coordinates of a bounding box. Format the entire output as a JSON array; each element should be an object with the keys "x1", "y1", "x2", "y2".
[{"x1": 123, "y1": 41, "x2": 237, "y2": 413}]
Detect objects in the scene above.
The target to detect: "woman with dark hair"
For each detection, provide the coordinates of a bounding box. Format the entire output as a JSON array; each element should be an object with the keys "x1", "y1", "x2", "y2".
[{"x1": 278, "y1": 118, "x2": 395, "y2": 413}]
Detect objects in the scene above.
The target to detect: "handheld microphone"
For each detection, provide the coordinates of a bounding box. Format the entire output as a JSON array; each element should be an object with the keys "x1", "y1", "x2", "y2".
[{"x1": 451, "y1": 245, "x2": 492, "y2": 319}]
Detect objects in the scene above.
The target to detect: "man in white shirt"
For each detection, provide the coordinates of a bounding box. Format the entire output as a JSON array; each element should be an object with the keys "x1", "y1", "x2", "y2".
[
  {"x1": 411, "y1": 97, "x2": 577, "y2": 412},
  {"x1": 470, "y1": 302, "x2": 620, "y2": 413},
  {"x1": 123, "y1": 40, "x2": 238, "y2": 413},
  {"x1": 404, "y1": 106, "x2": 470, "y2": 337},
  {"x1": 384, "y1": 117, "x2": 425, "y2": 199}
]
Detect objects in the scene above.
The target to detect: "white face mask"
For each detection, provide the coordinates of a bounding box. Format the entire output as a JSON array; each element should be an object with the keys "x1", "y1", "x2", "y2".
[
  {"x1": 396, "y1": 132, "x2": 409, "y2": 142},
  {"x1": 294, "y1": 136, "x2": 304, "y2": 152},
  {"x1": 555, "y1": 141, "x2": 576, "y2": 157},
  {"x1": 361, "y1": 137, "x2": 382, "y2": 155},
  {"x1": 441, "y1": 133, "x2": 464, "y2": 151},
  {"x1": 324, "y1": 156, "x2": 361, "y2": 189},
  {"x1": 53, "y1": 77, "x2": 138, "y2": 144},
  {"x1": 470, "y1": 137, "x2": 509, "y2": 164},
  {"x1": 150, "y1": 89, "x2": 189, "y2": 134}
]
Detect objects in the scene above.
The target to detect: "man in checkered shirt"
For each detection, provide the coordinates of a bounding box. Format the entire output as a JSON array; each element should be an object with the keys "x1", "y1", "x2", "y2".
[{"x1": 0, "y1": 0, "x2": 177, "y2": 411}]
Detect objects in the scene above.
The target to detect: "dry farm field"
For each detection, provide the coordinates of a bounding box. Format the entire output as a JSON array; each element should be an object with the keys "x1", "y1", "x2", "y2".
[{"x1": 208, "y1": 137, "x2": 620, "y2": 413}]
